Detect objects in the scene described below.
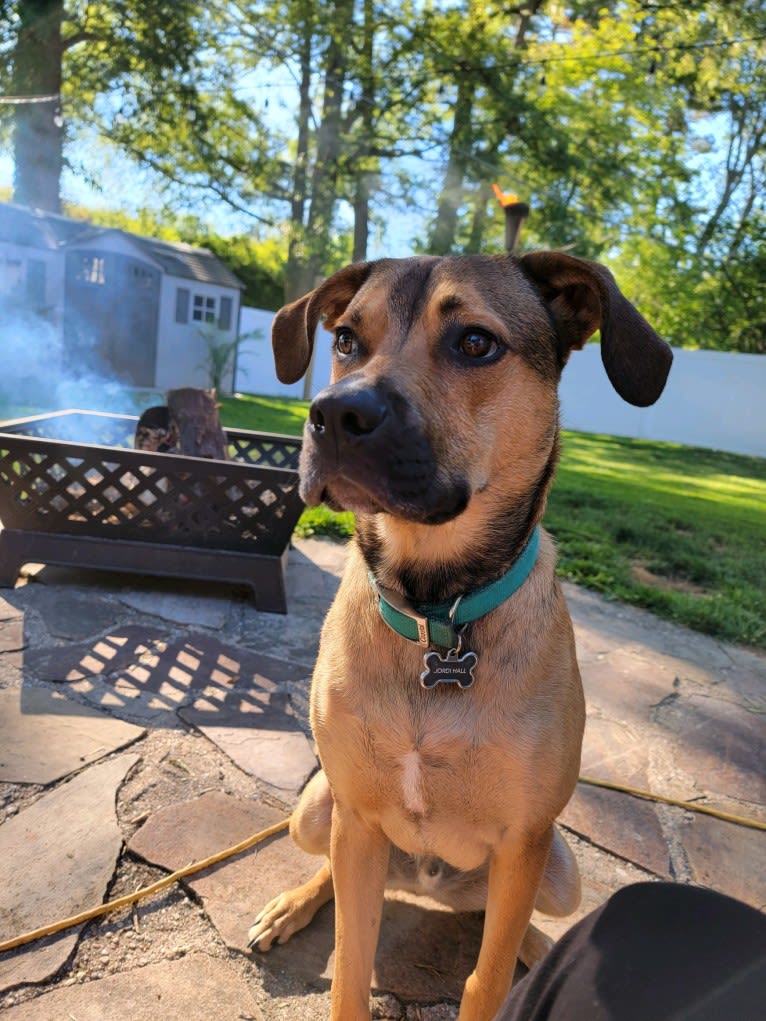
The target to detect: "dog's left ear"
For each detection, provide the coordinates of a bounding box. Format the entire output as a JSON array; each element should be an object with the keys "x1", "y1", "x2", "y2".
[
  {"x1": 272, "y1": 262, "x2": 374, "y2": 383},
  {"x1": 519, "y1": 250, "x2": 672, "y2": 407}
]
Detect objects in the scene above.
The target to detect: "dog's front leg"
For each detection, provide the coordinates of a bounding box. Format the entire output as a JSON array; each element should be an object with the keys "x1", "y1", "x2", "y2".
[
  {"x1": 459, "y1": 827, "x2": 554, "y2": 1021},
  {"x1": 330, "y1": 799, "x2": 390, "y2": 1020}
]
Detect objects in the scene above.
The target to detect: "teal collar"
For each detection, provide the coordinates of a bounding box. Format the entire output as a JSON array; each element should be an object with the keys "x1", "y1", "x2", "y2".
[{"x1": 370, "y1": 526, "x2": 541, "y2": 650}]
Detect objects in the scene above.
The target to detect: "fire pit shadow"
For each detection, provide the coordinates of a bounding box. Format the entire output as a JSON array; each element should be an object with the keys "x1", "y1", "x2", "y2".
[{"x1": 0, "y1": 409, "x2": 304, "y2": 612}]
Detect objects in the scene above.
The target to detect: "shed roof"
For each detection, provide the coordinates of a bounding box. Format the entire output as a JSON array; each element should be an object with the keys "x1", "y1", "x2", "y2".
[
  {"x1": 0, "y1": 202, "x2": 88, "y2": 250},
  {"x1": 0, "y1": 202, "x2": 244, "y2": 290},
  {"x1": 130, "y1": 235, "x2": 244, "y2": 290}
]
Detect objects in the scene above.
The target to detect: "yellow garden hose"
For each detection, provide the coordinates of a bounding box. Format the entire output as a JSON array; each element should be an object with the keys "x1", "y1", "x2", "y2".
[
  {"x1": 1, "y1": 777, "x2": 762, "y2": 955},
  {"x1": 0, "y1": 817, "x2": 289, "y2": 954},
  {"x1": 577, "y1": 775, "x2": 766, "y2": 831}
]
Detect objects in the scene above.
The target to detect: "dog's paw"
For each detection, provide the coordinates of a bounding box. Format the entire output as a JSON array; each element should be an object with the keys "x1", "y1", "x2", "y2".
[{"x1": 247, "y1": 889, "x2": 316, "y2": 952}]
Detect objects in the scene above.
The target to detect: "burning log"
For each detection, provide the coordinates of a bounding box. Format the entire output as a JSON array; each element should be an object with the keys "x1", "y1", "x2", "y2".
[
  {"x1": 167, "y1": 388, "x2": 228, "y2": 460},
  {"x1": 134, "y1": 406, "x2": 180, "y2": 453}
]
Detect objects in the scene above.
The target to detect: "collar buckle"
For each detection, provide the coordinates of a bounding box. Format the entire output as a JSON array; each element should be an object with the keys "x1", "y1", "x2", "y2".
[{"x1": 374, "y1": 582, "x2": 434, "y2": 646}]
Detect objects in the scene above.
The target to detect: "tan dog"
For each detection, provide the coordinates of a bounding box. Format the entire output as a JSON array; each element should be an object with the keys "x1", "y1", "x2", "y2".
[{"x1": 248, "y1": 253, "x2": 672, "y2": 1020}]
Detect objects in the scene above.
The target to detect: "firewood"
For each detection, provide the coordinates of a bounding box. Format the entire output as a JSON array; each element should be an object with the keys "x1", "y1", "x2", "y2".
[
  {"x1": 134, "y1": 406, "x2": 179, "y2": 453},
  {"x1": 167, "y1": 388, "x2": 228, "y2": 460}
]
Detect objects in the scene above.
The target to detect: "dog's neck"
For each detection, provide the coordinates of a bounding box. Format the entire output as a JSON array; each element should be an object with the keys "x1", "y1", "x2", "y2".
[{"x1": 370, "y1": 526, "x2": 542, "y2": 653}]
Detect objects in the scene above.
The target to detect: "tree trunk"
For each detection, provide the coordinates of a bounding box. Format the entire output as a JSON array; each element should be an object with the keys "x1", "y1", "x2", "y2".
[
  {"x1": 285, "y1": 6, "x2": 315, "y2": 303},
  {"x1": 428, "y1": 75, "x2": 474, "y2": 254},
  {"x1": 296, "y1": 0, "x2": 353, "y2": 399},
  {"x1": 696, "y1": 97, "x2": 765, "y2": 257},
  {"x1": 466, "y1": 179, "x2": 494, "y2": 252},
  {"x1": 303, "y1": 0, "x2": 353, "y2": 281},
  {"x1": 352, "y1": 0, "x2": 375, "y2": 263},
  {"x1": 12, "y1": 0, "x2": 64, "y2": 212},
  {"x1": 352, "y1": 172, "x2": 372, "y2": 262}
]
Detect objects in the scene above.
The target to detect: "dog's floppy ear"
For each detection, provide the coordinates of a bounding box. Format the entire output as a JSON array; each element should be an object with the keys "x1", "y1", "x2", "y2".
[
  {"x1": 519, "y1": 250, "x2": 672, "y2": 407},
  {"x1": 272, "y1": 262, "x2": 374, "y2": 383}
]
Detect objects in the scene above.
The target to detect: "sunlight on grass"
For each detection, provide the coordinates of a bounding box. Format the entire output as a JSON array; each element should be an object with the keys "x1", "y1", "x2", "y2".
[
  {"x1": 219, "y1": 393, "x2": 308, "y2": 435},
  {"x1": 549, "y1": 431, "x2": 765, "y2": 647}
]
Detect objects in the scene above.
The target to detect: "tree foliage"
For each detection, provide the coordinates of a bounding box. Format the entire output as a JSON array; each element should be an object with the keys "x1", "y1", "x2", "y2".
[
  {"x1": 0, "y1": 0, "x2": 204, "y2": 212},
  {"x1": 1, "y1": 0, "x2": 763, "y2": 351}
]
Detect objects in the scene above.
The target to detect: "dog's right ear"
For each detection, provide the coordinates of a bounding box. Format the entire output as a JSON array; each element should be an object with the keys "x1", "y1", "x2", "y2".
[{"x1": 272, "y1": 262, "x2": 374, "y2": 383}]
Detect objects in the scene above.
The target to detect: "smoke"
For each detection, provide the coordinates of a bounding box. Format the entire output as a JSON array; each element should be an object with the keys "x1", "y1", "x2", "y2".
[{"x1": 0, "y1": 304, "x2": 159, "y2": 422}]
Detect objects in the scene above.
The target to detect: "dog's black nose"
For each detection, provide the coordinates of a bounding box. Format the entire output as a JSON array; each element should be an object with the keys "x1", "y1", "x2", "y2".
[{"x1": 309, "y1": 382, "x2": 387, "y2": 441}]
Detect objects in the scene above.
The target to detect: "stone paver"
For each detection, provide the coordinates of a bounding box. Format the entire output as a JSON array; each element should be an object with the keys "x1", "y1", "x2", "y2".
[
  {"x1": 128, "y1": 792, "x2": 322, "y2": 955},
  {"x1": 0, "y1": 686, "x2": 143, "y2": 783},
  {"x1": 25, "y1": 624, "x2": 170, "y2": 683},
  {"x1": 180, "y1": 697, "x2": 317, "y2": 791},
  {"x1": 2, "y1": 953, "x2": 264, "y2": 1020},
  {"x1": 0, "y1": 537, "x2": 763, "y2": 1019},
  {"x1": 561, "y1": 784, "x2": 672, "y2": 879},
  {"x1": 653, "y1": 686, "x2": 766, "y2": 811},
  {"x1": 22, "y1": 588, "x2": 118, "y2": 640},
  {"x1": 680, "y1": 811, "x2": 766, "y2": 907},
  {"x1": 0, "y1": 648, "x2": 23, "y2": 686},
  {"x1": 0, "y1": 753, "x2": 139, "y2": 990},
  {"x1": 0, "y1": 616, "x2": 24, "y2": 653},
  {"x1": 113, "y1": 585, "x2": 233, "y2": 630},
  {"x1": 562, "y1": 582, "x2": 766, "y2": 892},
  {"x1": 127, "y1": 791, "x2": 484, "y2": 1002},
  {"x1": 0, "y1": 596, "x2": 23, "y2": 623}
]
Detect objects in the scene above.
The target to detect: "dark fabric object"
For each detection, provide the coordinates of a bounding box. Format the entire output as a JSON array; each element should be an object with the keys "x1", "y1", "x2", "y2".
[{"x1": 496, "y1": 883, "x2": 766, "y2": 1021}]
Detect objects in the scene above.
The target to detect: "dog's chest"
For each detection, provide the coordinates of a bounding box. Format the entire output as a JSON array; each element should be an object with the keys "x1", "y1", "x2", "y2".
[{"x1": 315, "y1": 682, "x2": 525, "y2": 869}]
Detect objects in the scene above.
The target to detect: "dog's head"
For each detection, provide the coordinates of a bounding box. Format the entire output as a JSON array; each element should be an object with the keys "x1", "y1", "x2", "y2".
[{"x1": 273, "y1": 253, "x2": 671, "y2": 540}]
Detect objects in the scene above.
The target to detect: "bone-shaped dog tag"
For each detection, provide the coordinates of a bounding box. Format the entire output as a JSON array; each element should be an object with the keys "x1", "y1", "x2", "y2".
[{"x1": 420, "y1": 649, "x2": 478, "y2": 689}]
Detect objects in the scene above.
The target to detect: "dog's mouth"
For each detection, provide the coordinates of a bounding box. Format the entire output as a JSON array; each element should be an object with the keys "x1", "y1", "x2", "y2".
[
  {"x1": 315, "y1": 476, "x2": 385, "y2": 515},
  {"x1": 299, "y1": 448, "x2": 470, "y2": 526}
]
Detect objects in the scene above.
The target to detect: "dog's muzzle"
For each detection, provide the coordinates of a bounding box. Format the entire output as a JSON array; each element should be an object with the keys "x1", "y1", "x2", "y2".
[{"x1": 300, "y1": 377, "x2": 469, "y2": 524}]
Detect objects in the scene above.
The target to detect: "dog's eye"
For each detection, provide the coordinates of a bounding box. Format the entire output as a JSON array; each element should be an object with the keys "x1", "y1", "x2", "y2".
[
  {"x1": 458, "y1": 330, "x2": 498, "y2": 360},
  {"x1": 335, "y1": 328, "x2": 357, "y2": 357}
]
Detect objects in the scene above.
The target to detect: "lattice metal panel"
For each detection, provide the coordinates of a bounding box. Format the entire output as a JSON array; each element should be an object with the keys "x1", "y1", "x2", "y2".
[
  {"x1": 0, "y1": 412, "x2": 303, "y2": 555},
  {"x1": 227, "y1": 433, "x2": 301, "y2": 470}
]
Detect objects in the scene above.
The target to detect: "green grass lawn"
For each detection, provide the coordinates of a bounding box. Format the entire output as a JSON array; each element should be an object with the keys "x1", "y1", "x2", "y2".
[
  {"x1": 219, "y1": 393, "x2": 311, "y2": 434},
  {"x1": 221, "y1": 394, "x2": 766, "y2": 650},
  {"x1": 545, "y1": 434, "x2": 766, "y2": 650}
]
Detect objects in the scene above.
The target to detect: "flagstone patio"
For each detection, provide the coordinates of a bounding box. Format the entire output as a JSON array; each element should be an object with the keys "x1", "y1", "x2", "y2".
[{"x1": 0, "y1": 536, "x2": 763, "y2": 1019}]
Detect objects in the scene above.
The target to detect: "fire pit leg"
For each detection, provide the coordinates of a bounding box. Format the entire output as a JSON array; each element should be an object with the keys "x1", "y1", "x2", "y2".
[
  {"x1": 248, "y1": 548, "x2": 290, "y2": 614},
  {"x1": 0, "y1": 531, "x2": 26, "y2": 588}
]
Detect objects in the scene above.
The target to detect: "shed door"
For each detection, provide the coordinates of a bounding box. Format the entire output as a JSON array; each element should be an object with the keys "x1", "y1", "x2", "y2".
[{"x1": 64, "y1": 251, "x2": 160, "y2": 386}]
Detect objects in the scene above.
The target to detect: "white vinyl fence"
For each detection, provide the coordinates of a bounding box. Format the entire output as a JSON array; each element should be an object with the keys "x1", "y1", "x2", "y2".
[{"x1": 235, "y1": 307, "x2": 765, "y2": 458}]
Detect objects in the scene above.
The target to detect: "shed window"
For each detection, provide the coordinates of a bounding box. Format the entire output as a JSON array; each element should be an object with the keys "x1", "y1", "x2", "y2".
[
  {"x1": 76, "y1": 255, "x2": 106, "y2": 284},
  {"x1": 218, "y1": 296, "x2": 232, "y2": 331},
  {"x1": 193, "y1": 294, "x2": 217, "y2": 323},
  {"x1": 175, "y1": 287, "x2": 190, "y2": 323},
  {"x1": 131, "y1": 264, "x2": 154, "y2": 288},
  {"x1": 0, "y1": 258, "x2": 23, "y2": 295}
]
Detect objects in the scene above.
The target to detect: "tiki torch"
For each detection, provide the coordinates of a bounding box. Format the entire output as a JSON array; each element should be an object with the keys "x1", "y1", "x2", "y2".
[{"x1": 492, "y1": 184, "x2": 529, "y2": 253}]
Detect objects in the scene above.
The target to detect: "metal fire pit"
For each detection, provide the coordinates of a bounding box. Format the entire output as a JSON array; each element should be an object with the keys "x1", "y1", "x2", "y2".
[{"x1": 0, "y1": 409, "x2": 304, "y2": 613}]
